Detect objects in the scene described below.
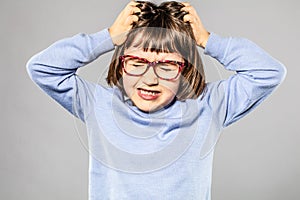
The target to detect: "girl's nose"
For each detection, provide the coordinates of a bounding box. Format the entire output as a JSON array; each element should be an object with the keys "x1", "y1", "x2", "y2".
[{"x1": 142, "y1": 67, "x2": 159, "y2": 85}]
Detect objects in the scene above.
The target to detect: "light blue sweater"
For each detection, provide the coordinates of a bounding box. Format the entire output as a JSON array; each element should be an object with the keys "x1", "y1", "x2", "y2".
[{"x1": 27, "y1": 29, "x2": 286, "y2": 200}]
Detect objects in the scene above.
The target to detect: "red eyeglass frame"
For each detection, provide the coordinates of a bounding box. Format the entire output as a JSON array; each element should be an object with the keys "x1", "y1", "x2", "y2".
[{"x1": 119, "y1": 55, "x2": 185, "y2": 81}]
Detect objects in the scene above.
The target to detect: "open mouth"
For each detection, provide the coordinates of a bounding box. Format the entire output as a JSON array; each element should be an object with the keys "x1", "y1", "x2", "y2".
[{"x1": 137, "y1": 88, "x2": 161, "y2": 100}]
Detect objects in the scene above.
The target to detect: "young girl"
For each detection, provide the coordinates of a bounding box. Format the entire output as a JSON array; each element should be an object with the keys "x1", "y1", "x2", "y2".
[{"x1": 26, "y1": 1, "x2": 286, "y2": 199}]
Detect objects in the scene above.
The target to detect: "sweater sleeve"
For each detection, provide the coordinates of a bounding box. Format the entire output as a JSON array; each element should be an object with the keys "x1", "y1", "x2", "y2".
[
  {"x1": 26, "y1": 29, "x2": 115, "y2": 121},
  {"x1": 204, "y1": 33, "x2": 287, "y2": 127}
]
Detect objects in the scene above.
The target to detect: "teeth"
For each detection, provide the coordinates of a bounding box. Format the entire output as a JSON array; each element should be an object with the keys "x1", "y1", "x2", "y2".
[{"x1": 140, "y1": 89, "x2": 157, "y2": 96}]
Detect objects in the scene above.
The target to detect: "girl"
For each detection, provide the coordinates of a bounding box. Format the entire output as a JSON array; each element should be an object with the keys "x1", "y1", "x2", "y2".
[{"x1": 26, "y1": 1, "x2": 286, "y2": 199}]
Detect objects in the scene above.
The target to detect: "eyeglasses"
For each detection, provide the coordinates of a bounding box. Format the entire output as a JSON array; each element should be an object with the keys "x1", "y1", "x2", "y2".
[{"x1": 119, "y1": 55, "x2": 185, "y2": 81}]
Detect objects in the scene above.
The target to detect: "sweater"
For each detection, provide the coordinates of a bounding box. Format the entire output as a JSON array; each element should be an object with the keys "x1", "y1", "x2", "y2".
[{"x1": 26, "y1": 29, "x2": 286, "y2": 200}]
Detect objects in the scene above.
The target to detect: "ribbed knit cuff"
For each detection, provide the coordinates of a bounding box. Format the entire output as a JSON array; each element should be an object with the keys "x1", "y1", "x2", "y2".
[
  {"x1": 203, "y1": 32, "x2": 231, "y2": 64},
  {"x1": 89, "y1": 28, "x2": 115, "y2": 59}
]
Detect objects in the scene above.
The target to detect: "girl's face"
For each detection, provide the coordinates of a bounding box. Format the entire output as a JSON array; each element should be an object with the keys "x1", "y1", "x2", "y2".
[{"x1": 122, "y1": 48, "x2": 183, "y2": 112}]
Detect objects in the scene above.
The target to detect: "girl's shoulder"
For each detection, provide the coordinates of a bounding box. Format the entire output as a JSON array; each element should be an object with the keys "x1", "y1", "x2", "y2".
[{"x1": 200, "y1": 81, "x2": 227, "y2": 103}]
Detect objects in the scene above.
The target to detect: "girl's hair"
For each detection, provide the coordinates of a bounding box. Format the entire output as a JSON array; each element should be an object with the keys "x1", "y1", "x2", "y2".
[{"x1": 106, "y1": 1, "x2": 206, "y2": 100}]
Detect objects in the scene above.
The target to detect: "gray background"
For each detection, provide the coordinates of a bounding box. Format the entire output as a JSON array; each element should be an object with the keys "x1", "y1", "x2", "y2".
[{"x1": 1, "y1": 0, "x2": 299, "y2": 199}]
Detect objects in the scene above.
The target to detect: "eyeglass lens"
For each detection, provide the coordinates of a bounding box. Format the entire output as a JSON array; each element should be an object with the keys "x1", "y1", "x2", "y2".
[{"x1": 123, "y1": 56, "x2": 181, "y2": 80}]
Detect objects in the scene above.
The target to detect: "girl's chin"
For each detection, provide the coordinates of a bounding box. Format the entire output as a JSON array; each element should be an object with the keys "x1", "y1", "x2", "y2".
[
  {"x1": 133, "y1": 98, "x2": 175, "y2": 113},
  {"x1": 127, "y1": 91, "x2": 176, "y2": 113},
  {"x1": 135, "y1": 102, "x2": 162, "y2": 113}
]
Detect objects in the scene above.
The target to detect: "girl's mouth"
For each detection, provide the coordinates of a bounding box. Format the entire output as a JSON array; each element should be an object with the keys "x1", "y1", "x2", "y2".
[{"x1": 137, "y1": 88, "x2": 161, "y2": 100}]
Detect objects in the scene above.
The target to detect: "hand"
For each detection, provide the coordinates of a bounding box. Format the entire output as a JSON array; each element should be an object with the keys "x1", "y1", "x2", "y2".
[
  {"x1": 109, "y1": 1, "x2": 141, "y2": 46},
  {"x1": 181, "y1": 3, "x2": 210, "y2": 48}
]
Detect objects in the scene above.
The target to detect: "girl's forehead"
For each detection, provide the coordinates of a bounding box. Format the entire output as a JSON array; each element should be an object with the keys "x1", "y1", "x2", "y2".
[{"x1": 123, "y1": 48, "x2": 184, "y2": 61}]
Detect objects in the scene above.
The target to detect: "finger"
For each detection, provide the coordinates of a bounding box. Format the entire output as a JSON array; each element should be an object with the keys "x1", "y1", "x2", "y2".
[
  {"x1": 125, "y1": 15, "x2": 139, "y2": 27},
  {"x1": 130, "y1": 14, "x2": 139, "y2": 23},
  {"x1": 124, "y1": 3, "x2": 141, "y2": 16},
  {"x1": 181, "y1": 2, "x2": 192, "y2": 10},
  {"x1": 183, "y1": 14, "x2": 193, "y2": 23},
  {"x1": 127, "y1": 1, "x2": 140, "y2": 10},
  {"x1": 181, "y1": 6, "x2": 196, "y2": 15},
  {"x1": 181, "y1": 2, "x2": 191, "y2": 7},
  {"x1": 131, "y1": 6, "x2": 141, "y2": 14},
  {"x1": 129, "y1": 0, "x2": 138, "y2": 5}
]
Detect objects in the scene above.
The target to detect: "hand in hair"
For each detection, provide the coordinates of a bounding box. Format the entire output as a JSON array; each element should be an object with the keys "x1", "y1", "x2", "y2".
[
  {"x1": 181, "y1": 3, "x2": 210, "y2": 48},
  {"x1": 109, "y1": 1, "x2": 141, "y2": 46}
]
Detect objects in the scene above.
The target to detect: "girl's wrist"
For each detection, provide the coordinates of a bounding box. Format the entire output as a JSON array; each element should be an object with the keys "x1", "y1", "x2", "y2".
[
  {"x1": 198, "y1": 31, "x2": 210, "y2": 49},
  {"x1": 108, "y1": 27, "x2": 118, "y2": 46}
]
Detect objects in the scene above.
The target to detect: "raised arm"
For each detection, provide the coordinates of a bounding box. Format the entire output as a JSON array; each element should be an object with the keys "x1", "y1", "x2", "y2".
[
  {"x1": 182, "y1": 3, "x2": 286, "y2": 127},
  {"x1": 26, "y1": 1, "x2": 140, "y2": 121},
  {"x1": 26, "y1": 29, "x2": 115, "y2": 120},
  {"x1": 205, "y1": 33, "x2": 286, "y2": 127}
]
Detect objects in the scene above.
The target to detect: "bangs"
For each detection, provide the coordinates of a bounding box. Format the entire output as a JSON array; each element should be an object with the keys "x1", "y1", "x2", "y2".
[{"x1": 124, "y1": 27, "x2": 190, "y2": 56}]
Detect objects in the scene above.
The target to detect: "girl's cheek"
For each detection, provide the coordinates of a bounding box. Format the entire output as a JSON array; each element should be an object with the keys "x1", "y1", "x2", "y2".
[
  {"x1": 161, "y1": 80, "x2": 181, "y2": 94},
  {"x1": 122, "y1": 75, "x2": 140, "y2": 97}
]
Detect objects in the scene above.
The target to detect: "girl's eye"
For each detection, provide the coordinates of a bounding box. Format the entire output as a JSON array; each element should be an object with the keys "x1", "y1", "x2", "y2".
[
  {"x1": 126, "y1": 59, "x2": 147, "y2": 67},
  {"x1": 157, "y1": 63, "x2": 178, "y2": 71},
  {"x1": 133, "y1": 64, "x2": 147, "y2": 67},
  {"x1": 159, "y1": 67, "x2": 173, "y2": 71}
]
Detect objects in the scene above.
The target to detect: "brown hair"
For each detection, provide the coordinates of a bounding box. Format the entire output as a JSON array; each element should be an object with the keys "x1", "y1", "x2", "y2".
[{"x1": 106, "y1": 1, "x2": 206, "y2": 100}]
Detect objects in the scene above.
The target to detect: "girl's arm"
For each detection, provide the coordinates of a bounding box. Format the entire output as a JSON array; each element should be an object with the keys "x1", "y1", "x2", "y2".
[
  {"x1": 182, "y1": 3, "x2": 286, "y2": 127},
  {"x1": 26, "y1": 29, "x2": 115, "y2": 120},
  {"x1": 26, "y1": 2, "x2": 140, "y2": 121},
  {"x1": 204, "y1": 33, "x2": 286, "y2": 127}
]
